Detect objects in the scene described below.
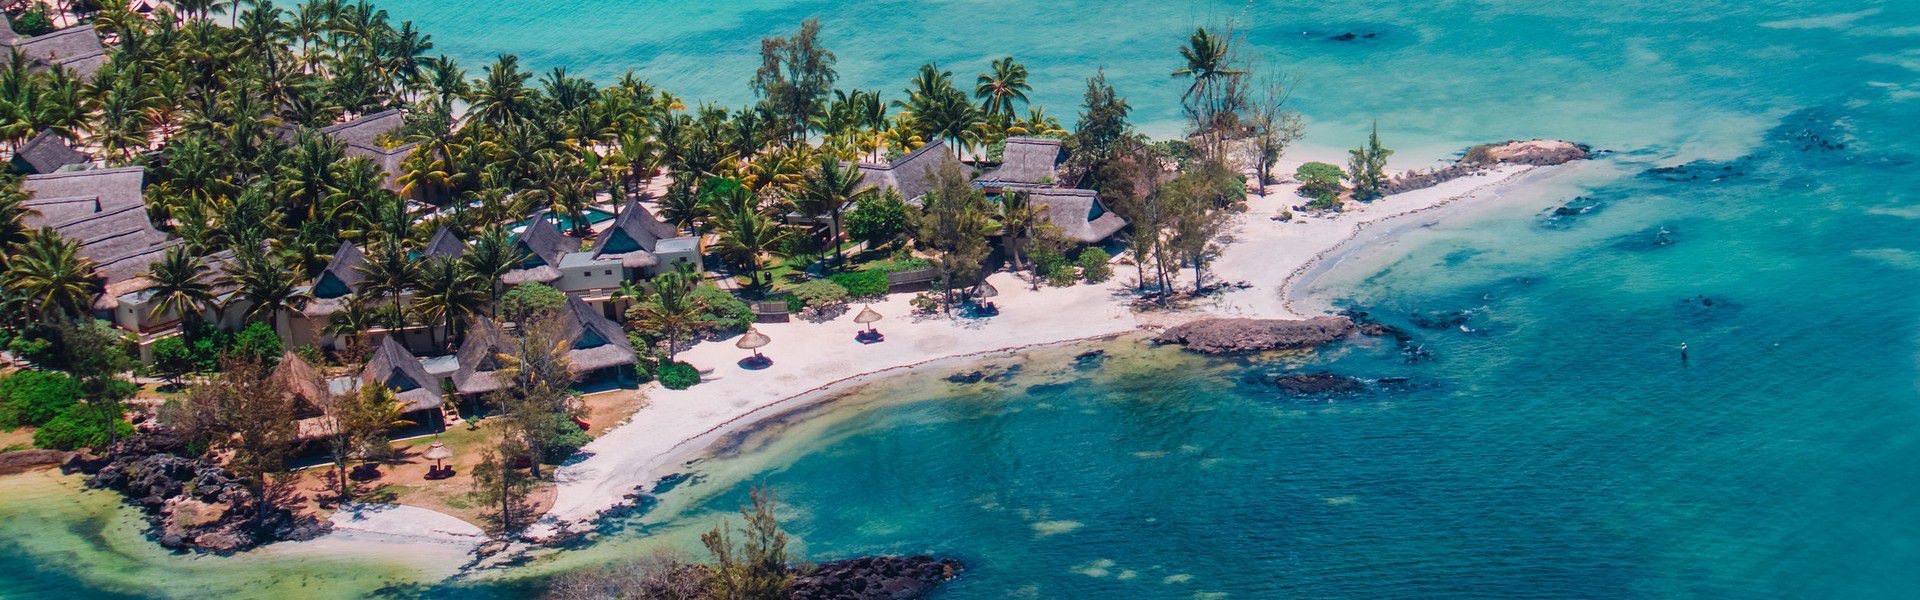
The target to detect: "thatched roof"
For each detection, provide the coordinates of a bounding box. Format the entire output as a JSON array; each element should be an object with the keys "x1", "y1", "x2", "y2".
[
  {"x1": 1030, "y1": 188, "x2": 1128, "y2": 243},
  {"x1": 359, "y1": 336, "x2": 444, "y2": 412},
  {"x1": 308, "y1": 110, "x2": 414, "y2": 191},
  {"x1": 13, "y1": 130, "x2": 86, "y2": 174},
  {"x1": 422, "y1": 226, "x2": 466, "y2": 260},
  {"x1": 20, "y1": 167, "x2": 174, "y2": 301},
  {"x1": 4, "y1": 25, "x2": 107, "y2": 80},
  {"x1": 560, "y1": 295, "x2": 634, "y2": 373},
  {"x1": 981, "y1": 137, "x2": 1063, "y2": 186},
  {"x1": 505, "y1": 214, "x2": 573, "y2": 283},
  {"x1": 451, "y1": 318, "x2": 513, "y2": 396},
  {"x1": 590, "y1": 199, "x2": 680, "y2": 268},
  {"x1": 315, "y1": 241, "x2": 367, "y2": 297},
  {"x1": 855, "y1": 139, "x2": 969, "y2": 202},
  {"x1": 272, "y1": 350, "x2": 330, "y2": 413}
]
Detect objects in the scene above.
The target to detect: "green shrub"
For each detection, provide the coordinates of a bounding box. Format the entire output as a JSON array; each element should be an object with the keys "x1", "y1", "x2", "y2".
[
  {"x1": 230, "y1": 322, "x2": 283, "y2": 365},
  {"x1": 1296, "y1": 161, "x2": 1345, "y2": 202},
  {"x1": 1305, "y1": 195, "x2": 1343, "y2": 211},
  {"x1": 1077, "y1": 249, "x2": 1113, "y2": 283},
  {"x1": 15, "y1": 8, "x2": 54, "y2": 36},
  {"x1": 1030, "y1": 246, "x2": 1067, "y2": 276},
  {"x1": 693, "y1": 286, "x2": 753, "y2": 334},
  {"x1": 867, "y1": 256, "x2": 931, "y2": 274},
  {"x1": 6, "y1": 334, "x2": 53, "y2": 366},
  {"x1": 829, "y1": 270, "x2": 888, "y2": 298},
  {"x1": 846, "y1": 190, "x2": 913, "y2": 247},
  {"x1": 1046, "y1": 264, "x2": 1079, "y2": 287},
  {"x1": 657, "y1": 361, "x2": 700, "y2": 390},
  {"x1": 501, "y1": 283, "x2": 567, "y2": 323},
  {"x1": 0, "y1": 370, "x2": 80, "y2": 428},
  {"x1": 540, "y1": 414, "x2": 591, "y2": 463},
  {"x1": 150, "y1": 336, "x2": 196, "y2": 381},
  {"x1": 34, "y1": 407, "x2": 131, "y2": 451},
  {"x1": 790, "y1": 279, "x2": 849, "y2": 308}
]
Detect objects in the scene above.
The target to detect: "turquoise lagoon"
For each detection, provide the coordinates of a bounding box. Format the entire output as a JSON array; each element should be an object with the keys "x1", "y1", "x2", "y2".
[{"x1": 6, "y1": 0, "x2": 1920, "y2": 597}]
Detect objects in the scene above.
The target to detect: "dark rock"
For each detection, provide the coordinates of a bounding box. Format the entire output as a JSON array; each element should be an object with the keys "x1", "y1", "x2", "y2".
[
  {"x1": 1409, "y1": 310, "x2": 1473, "y2": 330},
  {"x1": 1538, "y1": 195, "x2": 1606, "y2": 229},
  {"x1": 789, "y1": 555, "x2": 964, "y2": 600},
  {"x1": 1612, "y1": 225, "x2": 1677, "y2": 251},
  {"x1": 0, "y1": 449, "x2": 73, "y2": 474},
  {"x1": 1331, "y1": 32, "x2": 1358, "y2": 41},
  {"x1": 945, "y1": 371, "x2": 985, "y2": 384},
  {"x1": 1272, "y1": 373, "x2": 1366, "y2": 395},
  {"x1": 1640, "y1": 158, "x2": 1748, "y2": 182},
  {"x1": 1156, "y1": 316, "x2": 1356, "y2": 354},
  {"x1": 983, "y1": 364, "x2": 1023, "y2": 383},
  {"x1": 1072, "y1": 350, "x2": 1108, "y2": 370},
  {"x1": 62, "y1": 430, "x2": 330, "y2": 553}
]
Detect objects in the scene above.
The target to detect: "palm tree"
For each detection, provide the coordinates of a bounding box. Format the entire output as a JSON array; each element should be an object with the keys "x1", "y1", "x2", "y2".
[
  {"x1": 711, "y1": 201, "x2": 787, "y2": 290},
  {"x1": 357, "y1": 244, "x2": 419, "y2": 331},
  {"x1": 324, "y1": 296, "x2": 380, "y2": 358},
  {"x1": 470, "y1": 54, "x2": 535, "y2": 126},
  {"x1": 145, "y1": 246, "x2": 217, "y2": 329},
  {"x1": 900, "y1": 63, "x2": 980, "y2": 158},
  {"x1": 626, "y1": 270, "x2": 710, "y2": 362},
  {"x1": 278, "y1": 132, "x2": 346, "y2": 224},
  {"x1": 793, "y1": 155, "x2": 870, "y2": 269},
  {"x1": 224, "y1": 248, "x2": 313, "y2": 325},
  {"x1": 974, "y1": 57, "x2": 1032, "y2": 128},
  {"x1": 411, "y1": 256, "x2": 486, "y2": 349},
  {"x1": 0, "y1": 179, "x2": 37, "y2": 252},
  {"x1": 3, "y1": 228, "x2": 99, "y2": 321},
  {"x1": 999, "y1": 190, "x2": 1042, "y2": 273},
  {"x1": 1170, "y1": 27, "x2": 1244, "y2": 126},
  {"x1": 461, "y1": 226, "x2": 522, "y2": 310}
]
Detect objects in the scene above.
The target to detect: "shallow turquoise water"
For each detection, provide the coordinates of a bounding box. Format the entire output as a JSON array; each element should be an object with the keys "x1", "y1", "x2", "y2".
[{"x1": 7, "y1": 1, "x2": 1920, "y2": 597}]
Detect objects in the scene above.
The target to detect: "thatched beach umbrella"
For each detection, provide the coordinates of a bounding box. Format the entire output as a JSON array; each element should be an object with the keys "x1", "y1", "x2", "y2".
[
  {"x1": 423, "y1": 442, "x2": 452, "y2": 471},
  {"x1": 736, "y1": 327, "x2": 771, "y2": 360},
  {"x1": 970, "y1": 280, "x2": 999, "y2": 300},
  {"x1": 854, "y1": 305, "x2": 883, "y2": 333}
]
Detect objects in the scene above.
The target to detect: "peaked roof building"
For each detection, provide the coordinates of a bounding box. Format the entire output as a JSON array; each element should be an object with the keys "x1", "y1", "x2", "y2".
[
  {"x1": 451, "y1": 318, "x2": 513, "y2": 396},
  {"x1": 589, "y1": 199, "x2": 683, "y2": 269},
  {"x1": 1028, "y1": 188, "x2": 1129, "y2": 244},
  {"x1": 12, "y1": 130, "x2": 87, "y2": 174},
  {"x1": 855, "y1": 139, "x2": 969, "y2": 202},
  {"x1": 2, "y1": 22, "x2": 107, "y2": 80},
  {"x1": 978, "y1": 137, "x2": 1066, "y2": 189},
  {"x1": 421, "y1": 227, "x2": 467, "y2": 260},
  {"x1": 302, "y1": 242, "x2": 367, "y2": 317},
  {"x1": 503, "y1": 214, "x2": 574, "y2": 285},
  {"x1": 559, "y1": 295, "x2": 635, "y2": 375},
  {"x1": 20, "y1": 167, "x2": 175, "y2": 307},
  {"x1": 359, "y1": 336, "x2": 443, "y2": 412}
]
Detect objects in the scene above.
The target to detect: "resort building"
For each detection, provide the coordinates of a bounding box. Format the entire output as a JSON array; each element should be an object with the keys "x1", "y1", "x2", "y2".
[
  {"x1": 18, "y1": 167, "x2": 176, "y2": 325},
  {"x1": 557, "y1": 295, "x2": 637, "y2": 386},
  {"x1": 0, "y1": 19, "x2": 107, "y2": 80},
  {"x1": 358, "y1": 336, "x2": 448, "y2": 431},
  {"x1": 421, "y1": 226, "x2": 466, "y2": 260},
  {"x1": 976, "y1": 137, "x2": 1066, "y2": 193},
  {"x1": 279, "y1": 109, "x2": 417, "y2": 192},
  {"x1": 10, "y1": 131, "x2": 88, "y2": 174},
  {"x1": 856, "y1": 139, "x2": 969, "y2": 203},
  {"x1": 449, "y1": 318, "x2": 512, "y2": 400},
  {"x1": 505, "y1": 201, "x2": 702, "y2": 297}
]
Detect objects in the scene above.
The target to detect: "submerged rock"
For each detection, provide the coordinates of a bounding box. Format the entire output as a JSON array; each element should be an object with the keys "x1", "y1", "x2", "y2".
[
  {"x1": 1640, "y1": 158, "x2": 1748, "y2": 182},
  {"x1": 1272, "y1": 373, "x2": 1367, "y2": 395},
  {"x1": 1073, "y1": 350, "x2": 1109, "y2": 370},
  {"x1": 789, "y1": 555, "x2": 965, "y2": 600},
  {"x1": 1408, "y1": 310, "x2": 1473, "y2": 330},
  {"x1": 1156, "y1": 316, "x2": 1356, "y2": 354},
  {"x1": 1538, "y1": 195, "x2": 1606, "y2": 228}
]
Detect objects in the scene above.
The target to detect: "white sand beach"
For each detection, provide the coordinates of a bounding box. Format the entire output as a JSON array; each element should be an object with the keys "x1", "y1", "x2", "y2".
[{"x1": 530, "y1": 152, "x2": 1561, "y2": 536}]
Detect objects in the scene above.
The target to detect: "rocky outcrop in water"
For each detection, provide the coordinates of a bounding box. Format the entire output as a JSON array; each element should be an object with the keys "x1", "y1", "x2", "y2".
[
  {"x1": 1383, "y1": 139, "x2": 1589, "y2": 196},
  {"x1": 61, "y1": 430, "x2": 330, "y2": 553},
  {"x1": 1157, "y1": 316, "x2": 1355, "y2": 354},
  {"x1": 789, "y1": 556, "x2": 965, "y2": 600}
]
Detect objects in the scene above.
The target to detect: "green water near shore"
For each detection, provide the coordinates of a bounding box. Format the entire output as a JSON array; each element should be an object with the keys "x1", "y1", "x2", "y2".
[{"x1": 7, "y1": 0, "x2": 1920, "y2": 597}]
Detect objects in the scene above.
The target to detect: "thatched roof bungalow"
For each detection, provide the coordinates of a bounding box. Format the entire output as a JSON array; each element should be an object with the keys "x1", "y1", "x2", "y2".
[
  {"x1": 359, "y1": 336, "x2": 444, "y2": 412},
  {"x1": 20, "y1": 167, "x2": 175, "y2": 307},
  {"x1": 11, "y1": 130, "x2": 87, "y2": 174},
  {"x1": 1029, "y1": 188, "x2": 1128, "y2": 244}
]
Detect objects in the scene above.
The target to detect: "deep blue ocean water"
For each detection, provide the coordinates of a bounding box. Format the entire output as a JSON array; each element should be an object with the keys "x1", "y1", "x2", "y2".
[{"x1": 5, "y1": 1, "x2": 1920, "y2": 597}]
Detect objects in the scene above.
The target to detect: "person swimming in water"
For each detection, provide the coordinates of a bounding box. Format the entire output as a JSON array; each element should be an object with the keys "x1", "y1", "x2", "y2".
[{"x1": 1680, "y1": 342, "x2": 1689, "y2": 364}]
